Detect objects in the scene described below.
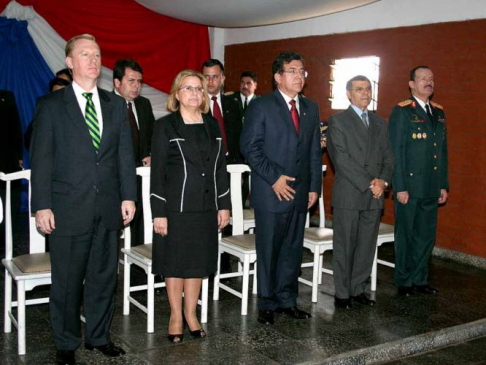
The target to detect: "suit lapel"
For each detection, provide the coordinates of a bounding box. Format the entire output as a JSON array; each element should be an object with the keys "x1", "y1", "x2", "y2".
[
  {"x1": 98, "y1": 89, "x2": 112, "y2": 154},
  {"x1": 63, "y1": 85, "x2": 96, "y2": 155},
  {"x1": 171, "y1": 112, "x2": 207, "y2": 170},
  {"x1": 298, "y1": 95, "x2": 309, "y2": 141}
]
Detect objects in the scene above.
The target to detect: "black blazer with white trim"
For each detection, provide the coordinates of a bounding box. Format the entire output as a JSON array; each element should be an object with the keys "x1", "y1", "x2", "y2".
[{"x1": 150, "y1": 111, "x2": 231, "y2": 218}]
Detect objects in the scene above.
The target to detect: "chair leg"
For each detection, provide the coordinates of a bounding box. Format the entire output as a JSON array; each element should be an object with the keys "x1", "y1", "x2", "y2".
[
  {"x1": 213, "y1": 250, "x2": 221, "y2": 301},
  {"x1": 4, "y1": 269, "x2": 12, "y2": 333},
  {"x1": 17, "y1": 281, "x2": 26, "y2": 355},
  {"x1": 312, "y1": 249, "x2": 320, "y2": 303},
  {"x1": 252, "y1": 262, "x2": 257, "y2": 295},
  {"x1": 241, "y1": 256, "x2": 250, "y2": 316},
  {"x1": 147, "y1": 273, "x2": 154, "y2": 333},
  {"x1": 123, "y1": 256, "x2": 130, "y2": 315},
  {"x1": 371, "y1": 245, "x2": 378, "y2": 292},
  {"x1": 201, "y1": 277, "x2": 208, "y2": 324},
  {"x1": 318, "y1": 255, "x2": 324, "y2": 285}
]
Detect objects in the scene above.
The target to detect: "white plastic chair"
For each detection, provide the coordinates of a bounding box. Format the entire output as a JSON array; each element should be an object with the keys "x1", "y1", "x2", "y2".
[
  {"x1": 299, "y1": 165, "x2": 334, "y2": 303},
  {"x1": 121, "y1": 167, "x2": 208, "y2": 332},
  {"x1": 370, "y1": 223, "x2": 395, "y2": 291},
  {"x1": 1, "y1": 170, "x2": 50, "y2": 355},
  {"x1": 213, "y1": 164, "x2": 257, "y2": 315}
]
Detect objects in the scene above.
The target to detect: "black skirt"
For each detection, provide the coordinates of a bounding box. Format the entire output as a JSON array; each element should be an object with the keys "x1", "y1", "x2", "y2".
[{"x1": 152, "y1": 210, "x2": 218, "y2": 278}]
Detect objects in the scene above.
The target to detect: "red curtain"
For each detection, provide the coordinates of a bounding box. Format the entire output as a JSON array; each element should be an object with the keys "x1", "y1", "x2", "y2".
[{"x1": 1, "y1": 0, "x2": 210, "y2": 93}]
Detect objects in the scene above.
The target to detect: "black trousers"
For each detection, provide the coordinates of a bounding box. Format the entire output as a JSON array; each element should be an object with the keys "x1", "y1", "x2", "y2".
[
  {"x1": 254, "y1": 207, "x2": 306, "y2": 310},
  {"x1": 49, "y1": 215, "x2": 118, "y2": 350},
  {"x1": 130, "y1": 175, "x2": 144, "y2": 246}
]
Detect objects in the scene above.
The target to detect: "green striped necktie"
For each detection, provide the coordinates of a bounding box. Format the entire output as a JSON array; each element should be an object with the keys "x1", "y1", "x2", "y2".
[{"x1": 82, "y1": 92, "x2": 101, "y2": 153}]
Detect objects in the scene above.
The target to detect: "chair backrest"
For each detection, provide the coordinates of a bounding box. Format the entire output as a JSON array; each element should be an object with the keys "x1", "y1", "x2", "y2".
[
  {"x1": 227, "y1": 164, "x2": 251, "y2": 235},
  {"x1": 306, "y1": 165, "x2": 327, "y2": 228},
  {"x1": 124, "y1": 166, "x2": 152, "y2": 248},
  {"x1": 0, "y1": 170, "x2": 46, "y2": 260}
]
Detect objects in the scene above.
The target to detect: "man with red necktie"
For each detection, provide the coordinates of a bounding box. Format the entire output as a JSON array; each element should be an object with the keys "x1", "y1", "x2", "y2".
[{"x1": 240, "y1": 52, "x2": 322, "y2": 325}]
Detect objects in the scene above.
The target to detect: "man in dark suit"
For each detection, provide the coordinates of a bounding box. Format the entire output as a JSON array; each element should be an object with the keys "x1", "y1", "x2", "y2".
[
  {"x1": 0, "y1": 90, "x2": 23, "y2": 246},
  {"x1": 389, "y1": 66, "x2": 449, "y2": 297},
  {"x1": 113, "y1": 59, "x2": 155, "y2": 245},
  {"x1": 202, "y1": 59, "x2": 243, "y2": 165},
  {"x1": 241, "y1": 52, "x2": 322, "y2": 325},
  {"x1": 234, "y1": 71, "x2": 259, "y2": 117},
  {"x1": 30, "y1": 34, "x2": 137, "y2": 365},
  {"x1": 327, "y1": 75, "x2": 394, "y2": 309}
]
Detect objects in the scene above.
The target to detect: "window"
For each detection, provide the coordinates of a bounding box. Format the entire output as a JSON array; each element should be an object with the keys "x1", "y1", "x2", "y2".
[{"x1": 329, "y1": 56, "x2": 380, "y2": 110}]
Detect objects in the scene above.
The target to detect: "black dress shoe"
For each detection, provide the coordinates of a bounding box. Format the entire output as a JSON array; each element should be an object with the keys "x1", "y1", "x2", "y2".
[
  {"x1": 397, "y1": 286, "x2": 414, "y2": 297},
  {"x1": 275, "y1": 306, "x2": 312, "y2": 319},
  {"x1": 334, "y1": 296, "x2": 352, "y2": 309},
  {"x1": 352, "y1": 293, "x2": 376, "y2": 306},
  {"x1": 257, "y1": 309, "x2": 274, "y2": 325},
  {"x1": 85, "y1": 342, "x2": 126, "y2": 357},
  {"x1": 413, "y1": 284, "x2": 438, "y2": 295},
  {"x1": 56, "y1": 350, "x2": 76, "y2": 365}
]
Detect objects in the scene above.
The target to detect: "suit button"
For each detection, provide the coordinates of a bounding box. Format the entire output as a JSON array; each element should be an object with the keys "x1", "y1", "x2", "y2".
[
  {"x1": 96, "y1": 162, "x2": 99, "y2": 166},
  {"x1": 93, "y1": 184, "x2": 97, "y2": 189},
  {"x1": 201, "y1": 173, "x2": 206, "y2": 177},
  {"x1": 434, "y1": 143, "x2": 437, "y2": 147},
  {"x1": 205, "y1": 189, "x2": 209, "y2": 193},
  {"x1": 434, "y1": 166, "x2": 438, "y2": 171},
  {"x1": 206, "y1": 158, "x2": 210, "y2": 161},
  {"x1": 410, "y1": 173, "x2": 413, "y2": 176},
  {"x1": 434, "y1": 155, "x2": 437, "y2": 159}
]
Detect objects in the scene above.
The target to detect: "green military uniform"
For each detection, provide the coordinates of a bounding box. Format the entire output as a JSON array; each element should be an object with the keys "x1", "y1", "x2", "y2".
[{"x1": 388, "y1": 97, "x2": 449, "y2": 287}]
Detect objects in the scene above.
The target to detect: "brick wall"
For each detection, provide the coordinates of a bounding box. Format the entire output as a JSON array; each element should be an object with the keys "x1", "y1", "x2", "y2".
[{"x1": 224, "y1": 19, "x2": 486, "y2": 258}]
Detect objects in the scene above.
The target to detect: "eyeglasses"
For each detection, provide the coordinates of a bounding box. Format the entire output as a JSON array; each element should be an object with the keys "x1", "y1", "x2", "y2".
[
  {"x1": 351, "y1": 86, "x2": 372, "y2": 94},
  {"x1": 180, "y1": 86, "x2": 204, "y2": 94},
  {"x1": 282, "y1": 69, "x2": 308, "y2": 78}
]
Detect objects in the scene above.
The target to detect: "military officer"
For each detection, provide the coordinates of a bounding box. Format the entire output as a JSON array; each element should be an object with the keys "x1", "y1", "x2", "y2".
[{"x1": 388, "y1": 65, "x2": 449, "y2": 297}]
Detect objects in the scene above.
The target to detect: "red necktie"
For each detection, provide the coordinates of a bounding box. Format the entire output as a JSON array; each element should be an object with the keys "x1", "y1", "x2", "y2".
[
  {"x1": 289, "y1": 99, "x2": 300, "y2": 135},
  {"x1": 211, "y1": 96, "x2": 227, "y2": 151}
]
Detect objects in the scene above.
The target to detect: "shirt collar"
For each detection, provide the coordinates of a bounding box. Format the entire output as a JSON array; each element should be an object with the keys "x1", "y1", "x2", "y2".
[
  {"x1": 350, "y1": 103, "x2": 368, "y2": 118},
  {"x1": 278, "y1": 89, "x2": 299, "y2": 110},
  {"x1": 72, "y1": 81, "x2": 98, "y2": 97}
]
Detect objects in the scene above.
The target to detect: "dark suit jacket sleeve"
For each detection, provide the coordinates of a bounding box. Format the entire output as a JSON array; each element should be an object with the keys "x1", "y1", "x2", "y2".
[
  {"x1": 440, "y1": 111, "x2": 449, "y2": 191},
  {"x1": 378, "y1": 120, "x2": 395, "y2": 184},
  {"x1": 388, "y1": 106, "x2": 408, "y2": 193},
  {"x1": 117, "y1": 98, "x2": 138, "y2": 202},
  {"x1": 240, "y1": 101, "x2": 285, "y2": 186},
  {"x1": 30, "y1": 98, "x2": 54, "y2": 212},
  {"x1": 150, "y1": 117, "x2": 169, "y2": 218},
  {"x1": 214, "y1": 121, "x2": 231, "y2": 211},
  {"x1": 310, "y1": 109, "x2": 322, "y2": 193},
  {"x1": 327, "y1": 113, "x2": 373, "y2": 193},
  {"x1": 140, "y1": 97, "x2": 155, "y2": 159}
]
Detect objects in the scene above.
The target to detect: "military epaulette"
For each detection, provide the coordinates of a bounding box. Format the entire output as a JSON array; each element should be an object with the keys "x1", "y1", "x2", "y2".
[
  {"x1": 430, "y1": 101, "x2": 443, "y2": 110},
  {"x1": 397, "y1": 99, "x2": 413, "y2": 107},
  {"x1": 224, "y1": 91, "x2": 235, "y2": 96}
]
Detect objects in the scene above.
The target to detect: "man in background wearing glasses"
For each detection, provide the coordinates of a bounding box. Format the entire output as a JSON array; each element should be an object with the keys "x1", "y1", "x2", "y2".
[
  {"x1": 327, "y1": 75, "x2": 394, "y2": 309},
  {"x1": 241, "y1": 52, "x2": 322, "y2": 325}
]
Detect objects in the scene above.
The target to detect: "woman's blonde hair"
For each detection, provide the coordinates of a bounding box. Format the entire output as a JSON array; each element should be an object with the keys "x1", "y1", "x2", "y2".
[{"x1": 166, "y1": 70, "x2": 209, "y2": 113}]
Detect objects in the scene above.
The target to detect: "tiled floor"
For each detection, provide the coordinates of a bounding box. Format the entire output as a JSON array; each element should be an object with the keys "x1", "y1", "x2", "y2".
[{"x1": 2, "y1": 216, "x2": 486, "y2": 364}]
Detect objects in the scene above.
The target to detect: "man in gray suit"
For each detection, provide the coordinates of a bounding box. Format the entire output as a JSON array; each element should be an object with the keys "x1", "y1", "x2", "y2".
[{"x1": 327, "y1": 75, "x2": 394, "y2": 309}]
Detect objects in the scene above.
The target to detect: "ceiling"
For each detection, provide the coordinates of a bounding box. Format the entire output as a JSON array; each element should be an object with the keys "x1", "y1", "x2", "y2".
[{"x1": 137, "y1": 0, "x2": 380, "y2": 28}]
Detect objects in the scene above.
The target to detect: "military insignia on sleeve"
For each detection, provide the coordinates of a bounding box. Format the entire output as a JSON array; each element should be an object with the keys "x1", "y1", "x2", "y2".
[
  {"x1": 430, "y1": 101, "x2": 443, "y2": 110},
  {"x1": 224, "y1": 91, "x2": 235, "y2": 96},
  {"x1": 398, "y1": 99, "x2": 413, "y2": 107},
  {"x1": 438, "y1": 116, "x2": 446, "y2": 123}
]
